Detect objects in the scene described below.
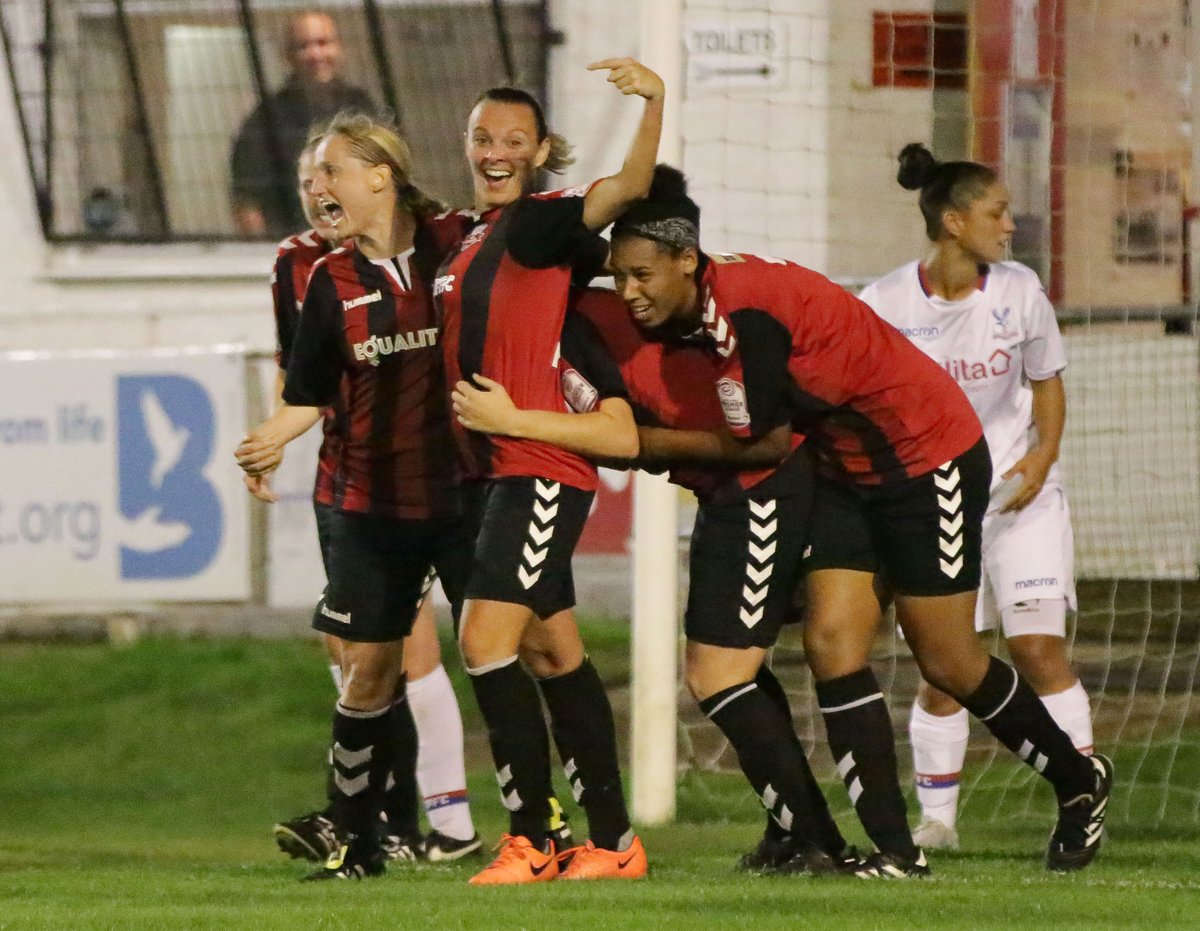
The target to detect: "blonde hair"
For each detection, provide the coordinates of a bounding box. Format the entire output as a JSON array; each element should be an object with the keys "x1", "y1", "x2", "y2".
[{"x1": 311, "y1": 110, "x2": 444, "y2": 219}]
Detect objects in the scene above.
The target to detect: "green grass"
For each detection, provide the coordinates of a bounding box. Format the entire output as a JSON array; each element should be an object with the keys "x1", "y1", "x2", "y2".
[{"x1": 0, "y1": 633, "x2": 1197, "y2": 930}]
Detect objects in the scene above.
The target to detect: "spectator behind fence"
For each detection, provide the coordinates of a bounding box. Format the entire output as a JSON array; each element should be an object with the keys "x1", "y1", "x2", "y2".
[{"x1": 230, "y1": 10, "x2": 377, "y2": 238}]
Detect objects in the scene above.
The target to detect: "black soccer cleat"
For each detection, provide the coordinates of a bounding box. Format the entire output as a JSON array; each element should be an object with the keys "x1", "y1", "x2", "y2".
[
  {"x1": 854, "y1": 848, "x2": 931, "y2": 879},
  {"x1": 1046, "y1": 753, "x2": 1113, "y2": 873},
  {"x1": 303, "y1": 837, "x2": 386, "y2": 881},
  {"x1": 737, "y1": 831, "x2": 801, "y2": 873},
  {"x1": 421, "y1": 830, "x2": 483, "y2": 863},
  {"x1": 776, "y1": 845, "x2": 864, "y2": 877},
  {"x1": 273, "y1": 810, "x2": 340, "y2": 863}
]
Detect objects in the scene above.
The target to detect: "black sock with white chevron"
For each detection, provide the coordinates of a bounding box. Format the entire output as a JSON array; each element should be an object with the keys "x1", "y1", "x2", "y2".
[
  {"x1": 960, "y1": 656, "x2": 1095, "y2": 803},
  {"x1": 538, "y1": 659, "x2": 630, "y2": 850},
  {"x1": 468, "y1": 658, "x2": 554, "y2": 844},
  {"x1": 816, "y1": 668, "x2": 917, "y2": 860},
  {"x1": 701, "y1": 680, "x2": 847, "y2": 853},
  {"x1": 329, "y1": 702, "x2": 395, "y2": 841},
  {"x1": 753, "y1": 665, "x2": 799, "y2": 843}
]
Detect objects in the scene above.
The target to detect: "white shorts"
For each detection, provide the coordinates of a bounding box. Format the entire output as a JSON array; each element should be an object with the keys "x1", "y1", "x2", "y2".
[{"x1": 976, "y1": 484, "x2": 1076, "y2": 636}]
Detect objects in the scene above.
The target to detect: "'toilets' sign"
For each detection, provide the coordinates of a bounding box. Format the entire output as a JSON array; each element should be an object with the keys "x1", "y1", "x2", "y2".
[
  {"x1": 686, "y1": 14, "x2": 788, "y2": 92},
  {"x1": 0, "y1": 350, "x2": 249, "y2": 602}
]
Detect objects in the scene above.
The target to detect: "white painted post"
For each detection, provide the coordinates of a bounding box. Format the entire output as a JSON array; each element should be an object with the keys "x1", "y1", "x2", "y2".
[{"x1": 630, "y1": 0, "x2": 684, "y2": 825}]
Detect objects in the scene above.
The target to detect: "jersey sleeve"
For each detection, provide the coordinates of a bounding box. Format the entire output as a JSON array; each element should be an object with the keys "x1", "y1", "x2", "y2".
[
  {"x1": 719, "y1": 308, "x2": 793, "y2": 438},
  {"x1": 1021, "y1": 283, "x2": 1067, "y2": 380},
  {"x1": 282, "y1": 266, "x2": 344, "y2": 408},
  {"x1": 507, "y1": 189, "x2": 592, "y2": 269},
  {"x1": 271, "y1": 251, "x2": 298, "y2": 369},
  {"x1": 558, "y1": 310, "x2": 630, "y2": 413}
]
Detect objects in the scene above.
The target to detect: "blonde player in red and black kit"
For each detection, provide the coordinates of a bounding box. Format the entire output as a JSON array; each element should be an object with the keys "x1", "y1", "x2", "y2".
[
  {"x1": 435, "y1": 59, "x2": 662, "y2": 885},
  {"x1": 861, "y1": 144, "x2": 1095, "y2": 852},
  {"x1": 254, "y1": 143, "x2": 481, "y2": 868},
  {"x1": 237, "y1": 112, "x2": 478, "y2": 880},
  {"x1": 604, "y1": 165, "x2": 1111, "y2": 877},
  {"x1": 455, "y1": 285, "x2": 861, "y2": 877}
]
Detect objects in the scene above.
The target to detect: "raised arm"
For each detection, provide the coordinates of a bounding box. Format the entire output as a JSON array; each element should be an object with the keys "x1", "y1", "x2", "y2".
[
  {"x1": 452, "y1": 375, "x2": 638, "y2": 461},
  {"x1": 581, "y1": 57, "x2": 664, "y2": 231}
]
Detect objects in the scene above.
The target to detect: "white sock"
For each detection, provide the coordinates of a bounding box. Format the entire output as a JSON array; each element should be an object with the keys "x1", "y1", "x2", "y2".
[
  {"x1": 909, "y1": 704, "x2": 969, "y2": 829},
  {"x1": 329, "y1": 663, "x2": 343, "y2": 692},
  {"x1": 1040, "y1": 679, "x2": 1093, "y2": 755},
  {"x1": 407, "y1": 664, "x2": 474, "y2": 840}
]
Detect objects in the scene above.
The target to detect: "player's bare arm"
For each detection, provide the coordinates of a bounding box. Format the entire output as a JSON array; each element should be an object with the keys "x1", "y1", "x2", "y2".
[
  {"x1": 637, "y1": 422, "x2": 791, "y2": 469},
  {"x1": 581, "y1": 57, "x2": 664, "y2": 231},
  {"x1": 1001, "y1": 373, "x2": 1065, "y2": 513},
  {"x1": 452, "y1": 374, "x2": 638, "y2": 460}
]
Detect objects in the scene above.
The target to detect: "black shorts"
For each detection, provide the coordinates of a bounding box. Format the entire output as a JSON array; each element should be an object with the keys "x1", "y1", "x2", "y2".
[
  {"x1": 465, "y1": 476, "x2": 594, "y2": 619},
  {"x1": 685, "y1": 490, "x2": 812, "y2": 649},
  {"x1": 313, "y1": 501, "x2": 334, "y2": 578},
  {"x1": 312, "y1": 508, "x2": 475, "y2": 643},
  {"x1": 803, "y1": 437, "x2": 991, "y2": 596}
]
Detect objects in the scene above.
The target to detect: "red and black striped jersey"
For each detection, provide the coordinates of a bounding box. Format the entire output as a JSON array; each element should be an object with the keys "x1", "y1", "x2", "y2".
[
  {"x1": 697, "y1": 253, "x2": 982, "y2": 485},
  {"x1": 282, "y1": 236, "x2": 460, "y2": 519},
  {"x1": 434, "y1": 186, "x2": 604, "y2": 492},
  {"x1": 570, "y1": 288, "x2": 808, "y2": 503},
  {"x1": 272, "y1": 229, "x2": 341, "y2": 507}
]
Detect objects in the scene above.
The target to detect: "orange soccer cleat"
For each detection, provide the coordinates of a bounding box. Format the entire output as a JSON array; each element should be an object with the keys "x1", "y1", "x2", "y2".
[
  {"x1": 468, "y1": 834, "x2": 560, "y2": 886},
  {"x1": 558, "y1": 836, "x2": 648, "y2": 881}
]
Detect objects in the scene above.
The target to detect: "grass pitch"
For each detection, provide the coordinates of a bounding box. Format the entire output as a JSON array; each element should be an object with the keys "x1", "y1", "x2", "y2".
[{"x1": 0, "y1": 632, "x2": 1197, "y2": 930}]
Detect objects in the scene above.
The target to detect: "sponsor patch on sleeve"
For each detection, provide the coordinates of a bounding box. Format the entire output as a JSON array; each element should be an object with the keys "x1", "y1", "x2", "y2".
[
  {"x1": 561, "y1": 367, "x2": 600, "y2": 413},
  {"x1": 716, "y1": 377, "x2": 750, "y2": 429}
]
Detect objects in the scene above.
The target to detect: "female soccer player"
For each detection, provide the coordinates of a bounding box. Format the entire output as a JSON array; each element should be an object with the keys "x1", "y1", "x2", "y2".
[
  {"x1": 236, "y1": 112, "x2": 478, "y2": 879},
  {"x1": 858, "y1": 143, "x2": 1094, "y2": 851},
  {"x1": 253, "y1": 142, "x2": 481, "y2": 867},
  {"x1": 454, "y1": 283, "x2": 860, "y2": 877},
  {"x1": 604, "y1": 164, "x2": 1111, "y2": 877},
  {"x1": 437, "y1": 59, "x2": 662, "y2": 885}
]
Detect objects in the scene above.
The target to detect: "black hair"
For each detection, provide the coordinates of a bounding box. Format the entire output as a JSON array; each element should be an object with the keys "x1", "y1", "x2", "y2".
[
  {"x1": 611, "y1": 163, "x2": 700, "y2": 254},
  {"x1": 473, "y1": 87, "x2": 574, "y2": 173},
  {"x1": 897, "y1": 142, "x2": 998, "y2": 241}
]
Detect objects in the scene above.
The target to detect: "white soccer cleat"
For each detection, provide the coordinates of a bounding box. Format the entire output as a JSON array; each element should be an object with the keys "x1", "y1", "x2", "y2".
[{"x1": 912, "y1": 816, "x2": 959, "y2": 851}]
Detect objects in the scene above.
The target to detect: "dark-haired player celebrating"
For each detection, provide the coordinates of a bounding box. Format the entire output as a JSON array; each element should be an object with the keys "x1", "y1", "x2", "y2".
[
  {"x1": 253, "y1": 141, "x2": 481, "y2": 867},
  {"x1": 237, "y1": 112, "x2": 477, "y2": 879},
  {"x1": 860, "y1": 143, "x2": 1095, "y2": 851},
  {"x1": 437, "y1": 59, "x2": 662, "y2": 885},
  {"x1": 454, "y1": 283, "x2": 860, "y2": 877},
  {"x1": 602, "y1": 165, "x2": 1111, "y2": 877}
]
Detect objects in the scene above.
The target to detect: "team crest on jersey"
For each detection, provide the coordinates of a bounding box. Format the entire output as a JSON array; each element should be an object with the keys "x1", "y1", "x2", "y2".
[
  {"x1": 716, "y1": 377, "x2": 750, "y2": 429},
  {"x1": 991, "y1": 306, "x2": 1016, "y2": 340},
  {"x1": 459, "y1": 223, "x2": 488, "y2": 251},
  {"x1": 561, "y1": 367, "x2": 599, "y2": 413}
]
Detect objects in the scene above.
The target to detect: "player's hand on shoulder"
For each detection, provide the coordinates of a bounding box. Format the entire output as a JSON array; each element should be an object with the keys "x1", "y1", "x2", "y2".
[{"x1": 587, "y1": 57, "x2": 665, "y2": 101}]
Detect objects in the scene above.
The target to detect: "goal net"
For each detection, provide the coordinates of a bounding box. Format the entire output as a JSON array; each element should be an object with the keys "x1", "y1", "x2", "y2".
[{"x1": 669, "y1": 0, "x2": 1200, "y2": 829}]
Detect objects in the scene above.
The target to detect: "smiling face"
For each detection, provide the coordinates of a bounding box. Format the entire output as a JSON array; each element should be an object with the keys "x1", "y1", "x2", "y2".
[
  {"x1": 465, "y1": 99, "x2": 550, "y2": 210},
  {"x1": 609, "y1": 235, "x2": 700, "y2": 332},
  {"x1": 286, "y1": 12, "x2": 342, "y2": 86},
  {"x1": 944, "y1": 181, "x2": 1015, "y2": 264},
  {"x1": 297, "y1": 148, "x2": 339, "y2": 241},
  {"x1": 308, "y1": 133, "x2": 387, "y2": 239}
]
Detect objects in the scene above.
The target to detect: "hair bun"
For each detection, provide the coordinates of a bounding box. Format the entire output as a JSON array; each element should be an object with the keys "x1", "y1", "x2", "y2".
[
  {"x1": 648, "y1": 163, "x2": 689, "y2": 202},
  {"x1": 896, "y1": 142, "x2": 939, "y2": 191}
]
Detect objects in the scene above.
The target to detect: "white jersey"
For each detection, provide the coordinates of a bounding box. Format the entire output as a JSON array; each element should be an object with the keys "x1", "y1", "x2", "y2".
[{"x1": 859, "y1": 260, "x2": 1066, "y2": 508}]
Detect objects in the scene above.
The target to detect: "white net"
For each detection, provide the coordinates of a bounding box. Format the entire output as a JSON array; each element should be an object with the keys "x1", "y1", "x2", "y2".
[{"x1": 671, "y1": 0, "x2": 1200, "y2": 828}]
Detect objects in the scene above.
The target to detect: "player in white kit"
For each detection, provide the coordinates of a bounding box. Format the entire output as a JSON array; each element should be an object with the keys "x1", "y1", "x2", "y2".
[{"x1": 859, "y1": 143, "x2": 1094, "y2": 850}]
